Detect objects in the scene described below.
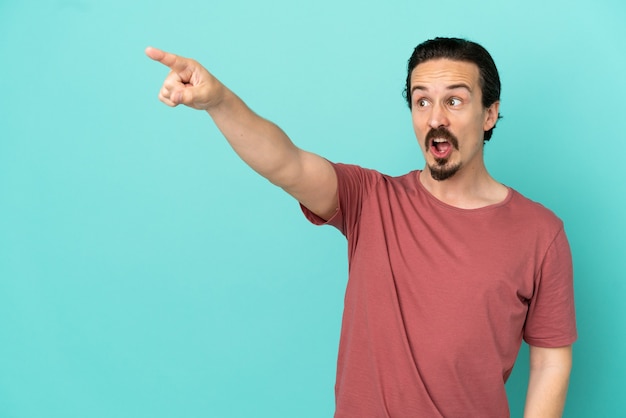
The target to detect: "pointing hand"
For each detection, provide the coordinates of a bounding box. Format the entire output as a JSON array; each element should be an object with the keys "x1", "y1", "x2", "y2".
[{"x1": 145, "y1": 47, "x2": 225, "y2": 110}]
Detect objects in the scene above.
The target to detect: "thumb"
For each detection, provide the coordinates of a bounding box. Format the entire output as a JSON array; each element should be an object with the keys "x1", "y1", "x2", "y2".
[{"x1": 170, "y1": 86, "x2": 195, "y2": 106}]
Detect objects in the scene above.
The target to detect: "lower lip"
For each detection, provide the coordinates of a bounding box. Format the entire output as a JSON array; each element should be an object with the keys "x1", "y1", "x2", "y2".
[{"x1": 430, "y1": 144, "x2": 453, "y2": 159}]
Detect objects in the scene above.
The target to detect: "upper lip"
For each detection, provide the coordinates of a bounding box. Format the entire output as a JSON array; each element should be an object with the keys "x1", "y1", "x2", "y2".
[{"x1": 425, "y1": 127, "x2": 458, "y2": 149}]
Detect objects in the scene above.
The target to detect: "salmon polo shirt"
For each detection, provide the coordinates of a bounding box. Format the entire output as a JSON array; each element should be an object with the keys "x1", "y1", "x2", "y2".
[{"x1": 301, "y1": 163, "x2": 577, "y2": 418}]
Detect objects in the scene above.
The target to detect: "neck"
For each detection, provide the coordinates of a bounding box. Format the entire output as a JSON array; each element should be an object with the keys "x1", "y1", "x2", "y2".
[{"x1": 419, "y1": 163, "x2": 508, "y2": 209}]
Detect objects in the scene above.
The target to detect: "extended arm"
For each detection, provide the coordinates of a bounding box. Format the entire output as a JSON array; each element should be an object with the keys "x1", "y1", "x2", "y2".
[
  {"x1": 145, "y1": 47, "x2": 338, "y2": 220},
  {"x1": 523, "y1": 345, "x2": 572, "y2": 418}
]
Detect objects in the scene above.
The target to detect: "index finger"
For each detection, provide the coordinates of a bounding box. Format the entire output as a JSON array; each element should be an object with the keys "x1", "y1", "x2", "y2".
[{"x1": 145, "y1": 46, "x2": 188, "y2": 73}]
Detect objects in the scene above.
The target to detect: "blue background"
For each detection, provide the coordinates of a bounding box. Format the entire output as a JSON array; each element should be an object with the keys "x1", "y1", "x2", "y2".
[{"x1": 1, "y1": 0, "x2": 624, "y2": 416}]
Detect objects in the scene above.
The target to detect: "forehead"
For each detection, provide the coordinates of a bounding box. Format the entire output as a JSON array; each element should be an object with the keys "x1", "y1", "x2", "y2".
[{"x1": 410, "y1": 59, "x2": 480, "y2": 92}]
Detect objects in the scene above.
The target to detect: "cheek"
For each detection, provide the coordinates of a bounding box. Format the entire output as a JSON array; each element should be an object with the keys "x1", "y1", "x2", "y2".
[
  {"x1": 412, "y1": 113, "x2": 433, "y2": 148},
  {"x1": 411, "y1": 120, "x2": 425, "y2": 143},
  {"x1": 411, "y1": 111, "x2": 426, "y2": 132}
]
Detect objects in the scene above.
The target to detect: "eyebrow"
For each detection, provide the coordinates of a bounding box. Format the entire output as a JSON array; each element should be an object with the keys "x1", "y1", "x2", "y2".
[{"x1": 410, "y1": 83, "x2": 472, "y2": 96}]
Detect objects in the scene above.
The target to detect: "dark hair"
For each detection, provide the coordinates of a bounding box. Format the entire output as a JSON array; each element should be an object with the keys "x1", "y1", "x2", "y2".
[{"x1": 403, "y1": 37, "x2": 502, "y2": 142}]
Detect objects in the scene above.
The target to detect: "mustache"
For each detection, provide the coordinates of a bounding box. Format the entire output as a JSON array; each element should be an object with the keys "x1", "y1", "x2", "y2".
[{"x1": 425, "y1": 127, "x2": 459, "y2": 150}]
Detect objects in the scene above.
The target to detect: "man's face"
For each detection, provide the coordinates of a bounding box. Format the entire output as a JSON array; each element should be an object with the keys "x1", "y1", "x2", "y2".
[{"x1": 409, "y1": 59, "x2": 499, "y2": 181}]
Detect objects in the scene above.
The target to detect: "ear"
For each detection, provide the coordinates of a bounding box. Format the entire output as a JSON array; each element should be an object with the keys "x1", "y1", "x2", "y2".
[{"x1": 483, "y1": 101, "x2": 500, "y2": 131}]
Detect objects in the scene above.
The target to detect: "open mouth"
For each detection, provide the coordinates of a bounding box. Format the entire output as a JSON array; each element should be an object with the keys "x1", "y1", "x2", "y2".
[
  {"x1": 425, "y1": 126, "x2": 459, "y2": 161},
  {"x1": 430, "y1": 138, "x2": 453, "y2": 159}
]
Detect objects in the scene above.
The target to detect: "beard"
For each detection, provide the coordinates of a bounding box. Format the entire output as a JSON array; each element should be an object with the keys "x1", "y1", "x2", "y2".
[
  {"x1": 425, "y1": 127, "x2": 461, "y2": 181},
  {"x1": 429, "y1": 159, "x2": 461, "y2": 181}
]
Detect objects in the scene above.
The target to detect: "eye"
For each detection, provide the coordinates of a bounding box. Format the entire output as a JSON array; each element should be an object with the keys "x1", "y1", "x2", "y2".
[
  {"x1": 415, "y1": 98, "x2": 430, "y2": 108},
  {"x1": 448, "y1": 97, "x2": 462, "y2": 107}
]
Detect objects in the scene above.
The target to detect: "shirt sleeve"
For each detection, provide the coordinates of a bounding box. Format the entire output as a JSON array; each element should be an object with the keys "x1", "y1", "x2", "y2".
[
  {"x1": 300, "y1": 162, "x2": 381, "y2": 237},
  {"x1": 524, "y1": 226, "x2": 578, "y2": 347}
]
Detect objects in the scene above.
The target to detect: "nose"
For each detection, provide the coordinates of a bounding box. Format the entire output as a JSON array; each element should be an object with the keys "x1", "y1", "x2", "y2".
[{"x1": 428, "y1": 103, "x2": 450, "y2": 129}]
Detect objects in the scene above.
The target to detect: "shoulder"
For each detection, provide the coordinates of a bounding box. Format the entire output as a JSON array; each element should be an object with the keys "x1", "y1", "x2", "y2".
[
  {"x1": 331, "y1": 162, "x2": 417, "y2": 190},
  {"x1": 507, "y1": 189, "x2": 564, "y2": 233}
]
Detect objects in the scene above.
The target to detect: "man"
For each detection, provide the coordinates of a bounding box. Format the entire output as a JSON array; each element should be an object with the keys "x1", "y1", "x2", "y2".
[{"x1": 146, "y1": 37, "x2": 576, "y2": 417}]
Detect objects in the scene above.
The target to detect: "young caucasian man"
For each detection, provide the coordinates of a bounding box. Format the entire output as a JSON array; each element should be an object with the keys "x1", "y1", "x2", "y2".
[{"x1": 146, "y1": 37, "x2": 576, "y2": 417}]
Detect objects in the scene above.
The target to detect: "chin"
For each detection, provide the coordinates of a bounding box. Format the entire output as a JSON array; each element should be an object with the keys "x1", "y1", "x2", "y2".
[{"x1": 428, "y1": 162, "x2": 461, "y2": 181}]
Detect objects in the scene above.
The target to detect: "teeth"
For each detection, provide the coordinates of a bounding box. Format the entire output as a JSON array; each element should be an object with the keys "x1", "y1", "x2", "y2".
[{"x1": 433, "y1": 139, "x2": 447, "y2": 143}]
